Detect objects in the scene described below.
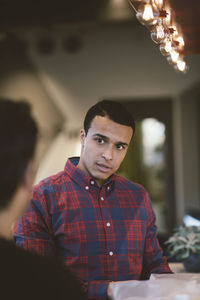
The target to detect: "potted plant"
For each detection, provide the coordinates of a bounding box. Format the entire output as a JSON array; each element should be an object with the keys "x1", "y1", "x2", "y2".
[{"x1": 165, "y1": 225, "x2": 200, "y2": 272}]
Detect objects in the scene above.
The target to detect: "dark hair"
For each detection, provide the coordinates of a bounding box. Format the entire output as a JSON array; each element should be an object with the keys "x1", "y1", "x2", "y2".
[
  {"x1": 84, "y1": 100, "x2": 135, "y2": 135},
  {"x1": 0, "y1": 98, "x2": 38, "y2": 209}
]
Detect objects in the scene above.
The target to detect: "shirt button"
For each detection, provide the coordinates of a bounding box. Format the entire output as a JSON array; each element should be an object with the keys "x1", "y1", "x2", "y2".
[
  {"x1": 106, "y1": 222, "x2": 111, "y2": 227},
  {"x1": 91, "y1": 180, "x2": 95, "y2": 185},
  {"x1": 109, "y1": 251, "x2": 113, "y2": 256},
  {"x1": 100, "y1": 197, "x2": 104, "y2": 201},
  {"x1": 85, "y1": 186, "x2": 89, "y2": 190}
]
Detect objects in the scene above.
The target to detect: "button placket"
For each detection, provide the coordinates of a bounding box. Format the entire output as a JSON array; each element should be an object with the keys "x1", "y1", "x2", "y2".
[{"x1": 99, "y1": 190, "x2": 115, "y2": 260}]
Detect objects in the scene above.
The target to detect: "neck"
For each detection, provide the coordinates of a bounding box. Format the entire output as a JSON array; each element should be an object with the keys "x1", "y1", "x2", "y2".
[{"x1": 77, "y1": 160, "x2": 104, "y2": 187}]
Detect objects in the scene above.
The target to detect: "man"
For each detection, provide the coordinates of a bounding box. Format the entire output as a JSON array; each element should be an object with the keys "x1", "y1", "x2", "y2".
[
  {"x1": 14, "y1": 100, "x2": 172, "y2": 300},
  {"x1": 0, "y1": 98, "x2": 86, "y2": 300}
]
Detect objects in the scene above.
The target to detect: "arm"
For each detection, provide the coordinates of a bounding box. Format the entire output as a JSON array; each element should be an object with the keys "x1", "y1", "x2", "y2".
[
  {"x1": 14, "y1": 187, "x2": 109, "y2": 300},
  {"x1": 14, "y1": 186, "x2": 56, "y2": 257},
  {"x1": 141, "y1": 191, "x2": 172, "y2": 278}
]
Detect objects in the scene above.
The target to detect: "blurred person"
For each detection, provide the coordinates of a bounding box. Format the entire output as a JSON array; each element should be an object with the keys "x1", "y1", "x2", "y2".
[
  {"x1": 0, "y1": 98, "x2": 86, "y2": 300},
  {"x1": 14, "y1": 100, "x2": 172, "y2": 300}
]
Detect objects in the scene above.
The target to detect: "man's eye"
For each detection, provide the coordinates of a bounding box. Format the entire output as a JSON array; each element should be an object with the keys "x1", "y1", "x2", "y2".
[
  {"x1": 96, "y1": 138, "x2": 104, "y2": 144},
  {"x1": 116, "y1": 144, "x2": 124, "y2": 150}
]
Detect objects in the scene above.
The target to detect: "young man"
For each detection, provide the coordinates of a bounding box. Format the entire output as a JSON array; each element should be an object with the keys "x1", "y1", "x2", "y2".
[
  {"x1": 14, "y1": 100, "x2": 172, "y2": 300},
  {"x1": 0, "y1": 98, "x2": 86, "y2": 300}
]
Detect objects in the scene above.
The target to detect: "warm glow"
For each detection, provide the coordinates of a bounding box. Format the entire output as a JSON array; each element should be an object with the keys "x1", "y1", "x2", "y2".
[
  {"x1": 151, "y1": 21, "x2": 166, "y2": 44},
  {"x1": 170, "y1": 50, "x2": 179, "y2": 63},
  {"x1": 176, "y1": 36, "x2": 185, "y2": 48},
  {"x1": 130, "y1": 0, "x2": 188, "y2": 73},
  {"x1": 177, "y1": 59, "x2": 186, "y2": 72},
  {"x1": 165, "y1": 7, "x2": 171, "y2": 26},
  {"x1": 156, "y1": 24, "x2": 165, "y2": 39},
  {"x1": 143, "y1": 3, "x2": 154, "y2": 21},
  {"x1": 160, "y1": 38, "x2": 173, "y2": 56},
  {"x1": 153, "y1": 0, "x2": 163, "y2": 9},
  {"x1": 164, "y1": 39, "x2": 172, "y2": 52}
]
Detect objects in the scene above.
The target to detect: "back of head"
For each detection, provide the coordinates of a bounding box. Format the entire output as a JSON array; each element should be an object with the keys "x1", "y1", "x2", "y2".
[
  {"x1": 84, "y1": 100, "x2": 135, "y2": 136},
  {"x1": 0, "y1": 98, "x2": 38, "y2": 210}
]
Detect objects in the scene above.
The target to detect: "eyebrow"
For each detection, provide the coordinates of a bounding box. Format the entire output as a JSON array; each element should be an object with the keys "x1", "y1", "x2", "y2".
[{"x1": 93, "y1": 133, "x2": 129, "y2": 147}]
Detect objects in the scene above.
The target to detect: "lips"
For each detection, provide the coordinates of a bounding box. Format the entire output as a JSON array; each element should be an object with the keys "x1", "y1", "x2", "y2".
[{"x1": 96, "y1": 162, "x2": 112, "y2": 173}]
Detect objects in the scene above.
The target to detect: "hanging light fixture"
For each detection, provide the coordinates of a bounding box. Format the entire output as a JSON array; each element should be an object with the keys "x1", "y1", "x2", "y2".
[
  {"x1": 128, "y1": 0, "x2": 188, "y2": 73},
  {"x1": 152, "y1": 0, "x2": 163, "y2": 10},
  {"x1": 175, "y1": 58, "x2": 188, "y2": 73},
  {"x1": 174, "y1": 35, "x2": 185, "y2": 50},
  {"x1": 167, "y1": 49, "x2": 179, "y2": 64},
  {"x1": 159, "y1": 36, "x2": 173, "y2": 55},
  {"x1": 151, "y1": 19, "x2": 167, "y2": 44},
  {"x1": 136, "y1": 1, "x2": 158, "y2": 25}
]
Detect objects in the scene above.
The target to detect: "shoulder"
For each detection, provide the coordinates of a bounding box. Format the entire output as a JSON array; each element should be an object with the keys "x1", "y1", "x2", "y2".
[{"x1": 33, "y1": 168, "x2": 72, "y2": 196}]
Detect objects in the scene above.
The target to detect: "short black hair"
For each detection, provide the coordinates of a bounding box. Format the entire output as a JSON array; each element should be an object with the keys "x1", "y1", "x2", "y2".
[
  {"x1": 84, "y1": 100, "x2": 135, "y2": 136},
  {"x1": 0, "y1": 98, "x2": 38, "y2": 210}
]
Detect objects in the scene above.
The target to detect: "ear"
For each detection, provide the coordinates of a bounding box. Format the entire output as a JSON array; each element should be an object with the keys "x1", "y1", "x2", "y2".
[{"x1": 80, "y1": 129, "x2": 86, "y2": 147}]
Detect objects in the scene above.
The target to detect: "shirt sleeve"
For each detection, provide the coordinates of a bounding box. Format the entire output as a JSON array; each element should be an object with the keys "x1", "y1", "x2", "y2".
[
  {"x1": 13, "y1": 187, "x2": 56, "y2": 257},
  {"x1": 141, "y1": 190, "x2": 172, "y2": 279}
]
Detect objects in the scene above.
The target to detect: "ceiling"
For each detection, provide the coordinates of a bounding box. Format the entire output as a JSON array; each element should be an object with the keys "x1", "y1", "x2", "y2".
[{"x1": 0, "y1": 0, "x2": 199, "y2": 56}]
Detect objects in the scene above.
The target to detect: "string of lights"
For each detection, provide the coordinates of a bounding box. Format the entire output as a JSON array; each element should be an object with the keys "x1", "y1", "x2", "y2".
[{"x1": 129, "y1": 0, "x2": 188, "y2": 73}]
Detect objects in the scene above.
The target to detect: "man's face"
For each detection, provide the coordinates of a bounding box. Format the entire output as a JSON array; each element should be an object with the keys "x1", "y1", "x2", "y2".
[{"x1": 78, "y1": 116, "x2": 133, "y2": 186}]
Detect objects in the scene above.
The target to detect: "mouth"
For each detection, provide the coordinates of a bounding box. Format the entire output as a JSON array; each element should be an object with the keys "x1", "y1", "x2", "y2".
[{"x1": 96, "y1": 162, "x2": 112, "y2": 173}]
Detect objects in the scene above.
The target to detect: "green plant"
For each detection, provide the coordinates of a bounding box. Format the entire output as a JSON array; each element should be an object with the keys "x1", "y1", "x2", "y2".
[{"x1": 165, "y1": 226, "x2": 200, "y2": 261}]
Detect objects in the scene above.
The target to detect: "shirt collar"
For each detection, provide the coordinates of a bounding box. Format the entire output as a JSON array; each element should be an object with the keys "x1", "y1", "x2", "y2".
[{"x1": 64, "y1": 157, "x2": 115, "y2": 191}]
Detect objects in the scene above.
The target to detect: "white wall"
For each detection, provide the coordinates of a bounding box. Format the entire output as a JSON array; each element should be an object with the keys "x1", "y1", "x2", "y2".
[
  {"x1": 22, "y1": 21, "x2": 200, "y2": 128},
  {"x1": 0, "y1": 61, "x2": 64, "y2": 163}
]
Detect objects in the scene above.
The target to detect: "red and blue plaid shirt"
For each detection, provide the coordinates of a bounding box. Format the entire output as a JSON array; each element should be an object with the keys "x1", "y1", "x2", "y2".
[{"x1": 14, "y1": 157, "x2": 171, "y2": 300}]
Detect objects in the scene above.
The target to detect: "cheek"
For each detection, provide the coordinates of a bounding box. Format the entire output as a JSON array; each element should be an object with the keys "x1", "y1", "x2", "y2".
[{"x1": 114, "y1": 152, "x2": 127, "y2": 168}]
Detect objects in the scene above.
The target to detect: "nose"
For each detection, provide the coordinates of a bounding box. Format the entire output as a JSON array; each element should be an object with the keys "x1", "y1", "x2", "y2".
[{"x1": 102, "y1": 145, "x2": 113, "y2": 161}]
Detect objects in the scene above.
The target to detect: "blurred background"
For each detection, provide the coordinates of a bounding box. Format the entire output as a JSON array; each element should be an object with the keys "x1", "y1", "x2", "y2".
[{"x1": 0, "y1": 0, "x2": 200, "y2": 237}]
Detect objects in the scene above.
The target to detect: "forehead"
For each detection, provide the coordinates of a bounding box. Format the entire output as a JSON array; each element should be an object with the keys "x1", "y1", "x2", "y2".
[{"x1": 89, "y1": 116, "x2": 133, "y2": 143}]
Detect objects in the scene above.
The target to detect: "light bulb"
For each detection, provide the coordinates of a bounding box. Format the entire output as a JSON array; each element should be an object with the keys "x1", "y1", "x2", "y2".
[
  {"x1": 175, "y1": 35, "x2": 185, "y2": 49},
  {"x1": 160, "y1": 38, "x2": 173, "y2": 56},
  {"x1": 175, "y1": 59, "x2": 188, "y2": 73},
  {"x1": 167, "y1": 50, "x2": 179, "y2": 65},
  {"x1": 151, "y1": 20, "x2": 167, "y2": 44},
  {"x1": 136, "y1": 2, "x2": 158, "y2": 25},
  {"x1": 171, "y1": 50, "x2": 179, "y2": 62},
  {"x1": 152, "y1": 0, "x2": 163, "y2": 10}
]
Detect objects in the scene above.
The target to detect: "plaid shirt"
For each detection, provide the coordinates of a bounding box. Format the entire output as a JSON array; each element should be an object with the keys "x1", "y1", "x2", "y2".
[{"x1": 14, "y1": 157, "x2": 171, "y2": 300}]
